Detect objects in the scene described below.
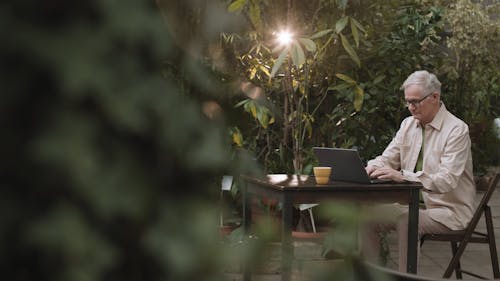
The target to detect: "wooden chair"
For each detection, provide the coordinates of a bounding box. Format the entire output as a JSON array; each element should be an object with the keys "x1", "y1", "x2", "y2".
[{"x1": 420, "y1": 173, "x2": 500, "y2": 279}]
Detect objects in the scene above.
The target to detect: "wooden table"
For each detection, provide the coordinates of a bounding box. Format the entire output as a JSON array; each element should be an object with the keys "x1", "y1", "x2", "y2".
[{"x1": 241, "y1": 174, "x2": 422, "y2": 281}]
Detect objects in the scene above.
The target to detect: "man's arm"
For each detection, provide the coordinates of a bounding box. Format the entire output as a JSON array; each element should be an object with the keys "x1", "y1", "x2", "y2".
[
  {"x1": 366, "y1": 118, "x2": 410, "y2": 178},
  {"x1": 418, "y1": 126, "x2": 471, "y2": 193}
]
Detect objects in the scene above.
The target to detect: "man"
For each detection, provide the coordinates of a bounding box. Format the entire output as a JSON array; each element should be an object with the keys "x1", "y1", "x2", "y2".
[{"x1": 362, "y1": 70, "x2": 476, "y2": 271}]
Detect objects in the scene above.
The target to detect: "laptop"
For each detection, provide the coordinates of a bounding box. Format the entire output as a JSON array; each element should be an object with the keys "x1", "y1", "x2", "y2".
[{"x1": 313, "y1": 147, "x2": 391, "y2": 184}]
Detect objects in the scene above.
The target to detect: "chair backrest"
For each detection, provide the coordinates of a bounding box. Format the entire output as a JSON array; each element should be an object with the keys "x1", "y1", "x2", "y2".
[
  {"x1": 466, "y1": 173, "x2": 500, "y2": 231},
  {"x1": 476, "y1": 173, "x2": 500, "y2": 212}
]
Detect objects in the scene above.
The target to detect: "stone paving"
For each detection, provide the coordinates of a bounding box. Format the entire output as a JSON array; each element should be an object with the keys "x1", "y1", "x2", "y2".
[{"x1": 226, "y1": 174, "x2": 500, "y2": 280}]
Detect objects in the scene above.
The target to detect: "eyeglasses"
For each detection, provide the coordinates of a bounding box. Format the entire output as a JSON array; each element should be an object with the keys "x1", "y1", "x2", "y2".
[{"x1": 405, "y1": 92, "x2": 433, "y2": 108}]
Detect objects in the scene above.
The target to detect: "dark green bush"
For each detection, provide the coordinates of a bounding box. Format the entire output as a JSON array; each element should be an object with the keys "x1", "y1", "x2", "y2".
[{"x1": 0, "y1": 1, "x2": 258, "y2": 280}]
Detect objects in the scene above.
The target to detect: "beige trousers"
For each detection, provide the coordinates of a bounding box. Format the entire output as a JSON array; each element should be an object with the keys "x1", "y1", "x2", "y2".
[{"x1": 361, "y1": 204, "x2": 450, "y2": 272}]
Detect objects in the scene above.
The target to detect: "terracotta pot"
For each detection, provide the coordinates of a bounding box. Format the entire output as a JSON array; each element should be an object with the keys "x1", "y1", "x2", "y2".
[{"x1": 291, "y1": 230, "x2": 328, "y2": 239}]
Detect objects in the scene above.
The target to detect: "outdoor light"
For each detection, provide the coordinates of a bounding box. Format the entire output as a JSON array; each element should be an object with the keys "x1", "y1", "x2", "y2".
[{"x1": 276, "y1": 30, "x2": 293, "y2": 45}]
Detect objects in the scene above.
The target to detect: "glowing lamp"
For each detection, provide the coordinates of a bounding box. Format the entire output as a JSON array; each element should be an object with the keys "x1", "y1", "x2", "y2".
[{"x1": 276, "y1": 30, "x2": 293, "y2": 45}]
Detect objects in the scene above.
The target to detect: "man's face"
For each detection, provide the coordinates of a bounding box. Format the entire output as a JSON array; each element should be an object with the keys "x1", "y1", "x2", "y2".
[{"x1": 404, "y1": 84, "x2": 438, "y2": 124}]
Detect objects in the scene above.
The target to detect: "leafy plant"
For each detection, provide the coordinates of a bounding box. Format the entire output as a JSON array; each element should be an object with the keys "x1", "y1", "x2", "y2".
[
  {"x1": 437, "y1": 0, "x2": 500, "y2": 172},
  {"x1": 221, "y1": 0, "x2": 498, "y2": 175}
]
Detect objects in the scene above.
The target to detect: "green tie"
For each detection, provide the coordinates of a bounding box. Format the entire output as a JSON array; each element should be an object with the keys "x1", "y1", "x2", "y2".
[{"x1": 415, "y1": 126, "x2": 425, "y2": 206}]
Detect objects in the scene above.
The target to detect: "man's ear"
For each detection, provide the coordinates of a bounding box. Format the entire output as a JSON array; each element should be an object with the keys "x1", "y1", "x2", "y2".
[{"x1": 432, "y1": 93, "x2": 440, "y2": 102}]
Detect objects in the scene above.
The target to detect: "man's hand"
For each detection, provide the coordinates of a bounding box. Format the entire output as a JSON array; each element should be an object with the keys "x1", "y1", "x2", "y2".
[
  {"x1": 365, "y1": 165, "x2": 377, "y2": 177},
  {"x1": 367, "y1": 166, "x2": 405, "y2": 183}
]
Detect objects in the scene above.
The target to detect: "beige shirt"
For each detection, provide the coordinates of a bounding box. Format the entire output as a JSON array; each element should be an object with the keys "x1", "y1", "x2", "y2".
[{"x1": 368, "y1": 103, "x2": 476, "y2": 230}]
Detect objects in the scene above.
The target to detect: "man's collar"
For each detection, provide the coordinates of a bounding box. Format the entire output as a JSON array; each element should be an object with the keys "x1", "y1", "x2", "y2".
[{"x1": 418, "y1": 102, "x2": 446, "y2": 130}]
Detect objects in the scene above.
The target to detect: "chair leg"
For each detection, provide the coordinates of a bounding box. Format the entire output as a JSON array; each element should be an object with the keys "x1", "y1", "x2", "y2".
[
  {"x1": 444, "y1": 236, "x2": 469, "y2": 278},
  {"x1": 420, "y1": 236, "x2": 425, "y2": 247},
  {"x1": 451, "y1": 242, "x2": 463, "y2": 279},
  {"x1": 484, "y1": 206, "x2": 500, "y2": 279}
]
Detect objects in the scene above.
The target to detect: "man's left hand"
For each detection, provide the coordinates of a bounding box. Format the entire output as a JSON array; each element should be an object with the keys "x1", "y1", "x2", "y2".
[{"x1": 370, "y1": 166, "x2": 405, "y2": 183}]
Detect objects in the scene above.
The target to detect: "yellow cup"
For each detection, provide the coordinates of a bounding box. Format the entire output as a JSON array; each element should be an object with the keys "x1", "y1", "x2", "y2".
[{"x1": 313, "y1": 167, "x2": 332, "y2": 184}]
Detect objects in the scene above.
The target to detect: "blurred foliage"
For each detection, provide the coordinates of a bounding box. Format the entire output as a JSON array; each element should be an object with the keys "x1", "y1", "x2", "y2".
[{"x1": 0, "y1": 1, "x2": 261, "y2": 281}]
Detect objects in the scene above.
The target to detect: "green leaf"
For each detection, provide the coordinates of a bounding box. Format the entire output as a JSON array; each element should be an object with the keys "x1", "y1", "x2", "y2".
[
  {"x1": 249, "y1": 1, "x2": 261, "y2": 29},
  {"x1": 336, "y1": 0, "x2": 348, "y2": 10},
  {"x1": 271, "y1": 44, "x2": 285, "y2": 54},
  {"x1": 255, "y1": 106, "x2": 263, "y2": 123},
  {"x1": 305, "y1": 120, "x2": 312, "y2": 138},
  {"x1": 232, "y1": 129, "x2": 243, "y2": 146},
  {"x1": 354, "y1": 86, "x2": 364, "y2": 111},
  {"x1": 328, "y1": 83, "x2": 352, "y2": 91},
  {"x1": 310, "y1": 29, "x2": 333, "y2": 39},
  {"x1": 335, "y1": 16, "x2": 349, "y2": 34},
  {"x1": 248, "y1": 102, "x2": 257, "y2": 118},
  {"x1": 290, "y1": 42, "x2": 305, "y2": 68},
  {"x1": 258, "y1": 65, "x2": 270, "y2": 78},
  {"x1": 335, "y1": 73, "x2": 357, "y2": 84},
  {"x1": 298, "y1": 38, "x2": 316, "y2": 52},
  {"x1": 373, "y1": 75, "x2": 386, "y2": 85},
  {"x1": 257, "y1": 106, "x2": 273, "y2": 129},
  {"x1": 340, "y1": 34, "x2": 361, "y2": 67},
  {"x1": 259, "y1": 112, "x2": 269, "y2": 129},
  {"x1": 350, "y1": 18, "x2": 367, "y2": 34},
  {"x1": 350, "y1": 20, "x2": 360, "y2": 47},
  {"x1": 249, "y1": 67, "x2": 257, "y2": 80},
  {"x1": 227, "y1": 0, "x2": 247, "y2": 12},
  {"x1": 303, "y1": 163, "x2": 313, "y2": 175},
  {"x1": 234, "y1": 99, "x2": 249, "y2": 108},
  {"x1": 270, "y1": 47, "x2": 289, "y2": 78}
]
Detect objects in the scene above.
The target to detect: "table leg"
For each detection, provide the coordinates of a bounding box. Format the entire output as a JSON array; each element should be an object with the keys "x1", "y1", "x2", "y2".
[
  {"x1": 281, "y1": 196, "x2": 293, "y2": 281},
  {"x1": 407, "y1": 188, "x2": 420, "y2": 273},
  {"x1": 242, "y1": 182, "x2": 251, "y2": 281}
]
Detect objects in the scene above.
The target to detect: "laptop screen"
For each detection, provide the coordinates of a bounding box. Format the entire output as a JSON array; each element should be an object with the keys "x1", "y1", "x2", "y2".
[{"x1": 313, "y1": 147, "x2": 388, "y2": 184}]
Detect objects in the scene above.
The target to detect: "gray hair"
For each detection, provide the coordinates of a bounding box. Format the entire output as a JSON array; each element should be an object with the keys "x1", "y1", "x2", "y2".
[{"x1": 400, "y1": 70, "x2": 441, "y2": 95}]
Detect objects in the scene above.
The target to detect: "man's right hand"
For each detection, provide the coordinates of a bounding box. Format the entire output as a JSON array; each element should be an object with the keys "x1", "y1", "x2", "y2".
[{"x1": 365, "y1": 165, "x2": 377, "y2": 177}]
